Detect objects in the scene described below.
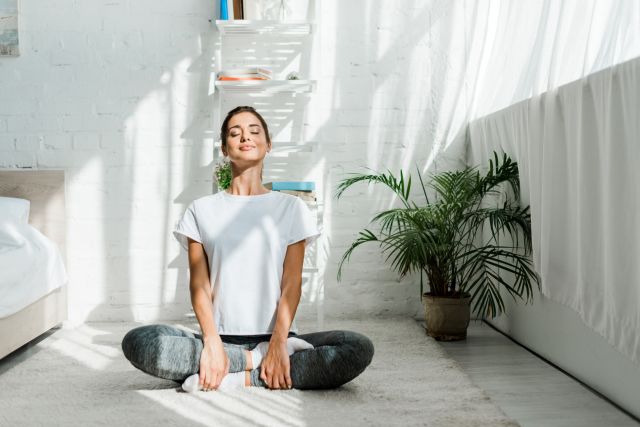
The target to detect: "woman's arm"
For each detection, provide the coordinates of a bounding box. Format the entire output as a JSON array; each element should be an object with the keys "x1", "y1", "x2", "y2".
[
  {"x1": 187, "y1": 237, "x2": 219, "y2": 339},
  {"x1": 261, "y1": 239, "x2": 306, "y2": 389},
  {"x1": 187, "y1": 237, "x2": 229, "y2": 390},
  {"x1": 272, "y1": 239, "x2": 305, "y2": 341}
]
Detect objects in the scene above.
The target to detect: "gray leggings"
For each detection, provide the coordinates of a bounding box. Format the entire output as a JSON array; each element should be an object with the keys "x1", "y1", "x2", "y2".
[{"x1": 121, "y1": 324, "x2": 374, "y2": 390}]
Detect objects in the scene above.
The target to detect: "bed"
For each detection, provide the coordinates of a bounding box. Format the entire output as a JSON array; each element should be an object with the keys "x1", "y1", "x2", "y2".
[{"x1": 0, "y1": 170, "x2": 68, "y2": 360}]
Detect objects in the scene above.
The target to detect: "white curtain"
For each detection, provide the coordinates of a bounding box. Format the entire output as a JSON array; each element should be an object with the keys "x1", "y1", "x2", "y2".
[
  {"x1": 430, "y1": 0, "x2": 640, "y2": 171},
  {"x1": 467, "y1": 56, "x2": 640, "y2": 364},
  {"x1": 461, "y1": 0, "x2": 640, "y2": 121}
]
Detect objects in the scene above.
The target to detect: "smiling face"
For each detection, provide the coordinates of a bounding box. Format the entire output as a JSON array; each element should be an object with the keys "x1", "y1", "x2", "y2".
[{"x1": 222, "y1": 111, "x2": 271, "y2": 165}]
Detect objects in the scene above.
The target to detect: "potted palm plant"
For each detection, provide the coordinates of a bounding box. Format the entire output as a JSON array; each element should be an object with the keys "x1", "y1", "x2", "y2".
[{"x1": 334, "y1": 152, "x2": 540, "y2": 341}]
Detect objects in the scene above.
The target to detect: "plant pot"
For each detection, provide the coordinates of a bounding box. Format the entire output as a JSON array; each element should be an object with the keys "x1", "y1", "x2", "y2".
[{"x1": 422, "y1": 292, "x2": 471, "y2": 341}]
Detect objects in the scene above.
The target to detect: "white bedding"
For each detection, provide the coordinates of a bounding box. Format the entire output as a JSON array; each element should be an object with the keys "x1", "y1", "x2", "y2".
[{"x1": 0, "y1": 220, "x2": 68, "y2": 319}]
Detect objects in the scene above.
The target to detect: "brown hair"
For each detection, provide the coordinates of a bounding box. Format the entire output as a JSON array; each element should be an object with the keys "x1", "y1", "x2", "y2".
[
  {"x1": 220, "y1": 106, "x2": 272, "y2": 181},
  {"x1": 220, "y1": 106, "x2": 271, "y2": 149}
]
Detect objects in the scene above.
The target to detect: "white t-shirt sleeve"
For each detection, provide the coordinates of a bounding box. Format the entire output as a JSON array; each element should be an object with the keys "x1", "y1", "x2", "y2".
[
  {"x1": 173, "y1": 202, "x2": 203, "y2": 251},
  {"x1": 287, "y1": 197, "x2": 321, "y2": 246}
]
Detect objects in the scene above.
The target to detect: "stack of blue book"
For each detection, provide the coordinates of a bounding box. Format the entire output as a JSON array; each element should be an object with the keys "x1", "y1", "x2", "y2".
[
  {"x1": 264, "y1": 181, "x2": 316, "y2": 203},
  {"x1": 265, "y1": 181, "x2": 315, "y2": 191}
]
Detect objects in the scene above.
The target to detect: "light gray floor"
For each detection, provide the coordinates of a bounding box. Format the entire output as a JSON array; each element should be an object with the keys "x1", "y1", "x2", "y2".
[
  {"x1": 1, "y1": 318, "x2": 520, "y2": 427},
  {"x1": 433, "y1": 320, "x2": 640, "y2": 427}
]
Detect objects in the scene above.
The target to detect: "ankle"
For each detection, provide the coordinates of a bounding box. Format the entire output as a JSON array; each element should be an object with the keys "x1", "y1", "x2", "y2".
[
  {"x1": 245, "y1": 349, "x2": 253, "y2": 370},
  {"x1": 245, "y1": 371, "x2": 251, "y2": 386}
]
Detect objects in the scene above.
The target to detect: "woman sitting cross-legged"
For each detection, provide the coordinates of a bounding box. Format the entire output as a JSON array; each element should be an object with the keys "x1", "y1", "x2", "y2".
[{"x1": 121, "y1": 106, "x2": 374, "y2": 391}]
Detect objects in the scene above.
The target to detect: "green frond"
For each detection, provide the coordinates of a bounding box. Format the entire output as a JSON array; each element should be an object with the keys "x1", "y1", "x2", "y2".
[
  {"x1": 415, "y1": 162, "x2": 430, "y2": 204},
  {"x1": 334, "y1": 150, "x2": 538, "y2": 318},
  {"x1": 334, "y1": 168, "x2": 412, "y2": 207},
  {"x1": 336, "y1": 228, "x2": 379, "y2": 282},
  {"x1": 462, "y1": 203, "x2": 533, "y2": 252},
  {"x1": 476, "y1": 151, "x2": 521, "y2": 200}
]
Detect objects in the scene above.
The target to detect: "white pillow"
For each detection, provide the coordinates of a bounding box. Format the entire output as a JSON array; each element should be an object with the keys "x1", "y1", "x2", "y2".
[
  {"x1": 0, "y1": 219, "x2": 27, "y2": 252},
  {"x1": 0, "y1": 196, "x2": 31, "y2": 224}
]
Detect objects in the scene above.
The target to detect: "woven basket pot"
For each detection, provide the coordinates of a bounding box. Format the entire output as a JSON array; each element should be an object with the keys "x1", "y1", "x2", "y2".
[{"x1": 422, "y1": 292, "x2": 471, "y2": 341}]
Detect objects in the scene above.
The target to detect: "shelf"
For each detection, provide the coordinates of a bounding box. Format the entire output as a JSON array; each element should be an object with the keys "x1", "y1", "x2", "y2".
[
  {"x1": 215, "y1": 79, "x2": 316, "y2": 94},
  {"x1": 215, "y1": 20, "x2": 312, "y2": 36}
]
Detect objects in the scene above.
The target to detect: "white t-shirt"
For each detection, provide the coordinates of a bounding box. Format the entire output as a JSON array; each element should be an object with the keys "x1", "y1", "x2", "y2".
[{"x1": 172, "y1": 190, "x2": 321, "y2": 335}]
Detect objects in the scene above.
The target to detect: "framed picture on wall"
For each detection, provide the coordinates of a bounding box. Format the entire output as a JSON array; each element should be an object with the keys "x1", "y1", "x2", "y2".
[{"x1": 0, "y1": 0, "x2": 19, "y2": 56}]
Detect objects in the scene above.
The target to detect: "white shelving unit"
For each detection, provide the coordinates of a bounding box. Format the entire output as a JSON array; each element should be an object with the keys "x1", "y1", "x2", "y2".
[
  {"x1": 213, "y1": 19, "x2": 322, "y2": 280},
  {"x1": 212, "y1": 19, "x2": 316, "y2": 95}
]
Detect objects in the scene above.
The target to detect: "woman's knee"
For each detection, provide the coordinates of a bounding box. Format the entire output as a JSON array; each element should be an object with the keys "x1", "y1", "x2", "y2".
[
  {"x1": 121, "y1": 324, "x2": 169, "y2": 362},
  {"x1": 342, "y1": 331, "x2": 374, "y2": 372},
  {"x1": 122, "y1": 326, "x2": 144, "y2": 361}
]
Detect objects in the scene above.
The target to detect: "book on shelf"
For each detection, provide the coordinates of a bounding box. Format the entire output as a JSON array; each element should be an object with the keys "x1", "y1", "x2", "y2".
[
  {"x1": 264, "y1": 181, "x2": 315, "y2": 191},
  {"x1": 232, "y1": 0, "x2": 243, "y2": 19},
  {"x1": 220, "y1": 0, "x2": 244, "y2": 21},
  {"x1": 218, "y1": 76, "x2": 269, "y2": 81},
  {"x1": 264, "y1": 182, "x2": 318, "y2": 206},
  {"x1": 217, "y1": 67, "x2": 272, "y2": 81},
  {"x1": 278, "y1": 190, "x2": 316, "y2": 202},
  {"x1": 220, "y1": 0, "x2": 229, "y2": 19},
  {"x1": 225, "y1": 0, "x2": 244, "y2": 19}
]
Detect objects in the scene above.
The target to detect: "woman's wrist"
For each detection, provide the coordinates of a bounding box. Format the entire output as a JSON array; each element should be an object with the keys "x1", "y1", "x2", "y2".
[
  {"x1": 270, "y1": 331, "x2": 288, "y2": 343},
  {"x1": 203, "y1": 334, "x2": 221, "y2": 344}
]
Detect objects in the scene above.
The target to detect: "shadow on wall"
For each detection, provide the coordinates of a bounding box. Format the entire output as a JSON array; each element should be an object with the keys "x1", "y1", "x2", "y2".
[
  {"x1": 79, "y1": 0, "x2": 640, "y2": 324},
  {"x1": 85, "y1": 19, "x2": 218, "y2": 323},
  {"x1": 83, "y1": 1, "x2": 467, "y2": 324}
]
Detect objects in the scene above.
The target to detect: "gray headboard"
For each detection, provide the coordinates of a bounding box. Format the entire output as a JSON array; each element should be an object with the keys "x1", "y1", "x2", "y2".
[{"x1": 0, "y1": 170, "x2": 66, "y2": 260}]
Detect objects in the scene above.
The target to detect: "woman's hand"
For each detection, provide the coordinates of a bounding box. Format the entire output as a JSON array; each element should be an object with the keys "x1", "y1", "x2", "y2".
[
  {"x1": 260, "y1": 339, "x2": 292, "y2": 390},
  {"x1": 199, "y1": 336, "x2": 229, "y2": 391}
]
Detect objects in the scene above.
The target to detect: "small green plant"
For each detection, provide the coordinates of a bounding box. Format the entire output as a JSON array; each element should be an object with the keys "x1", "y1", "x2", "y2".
[
  {"x1": 334, "y1": 152, "x2": 540, "y2": 319},
  {"x1": 215, "y1": 158, "x2": 232, "y2": 190}
]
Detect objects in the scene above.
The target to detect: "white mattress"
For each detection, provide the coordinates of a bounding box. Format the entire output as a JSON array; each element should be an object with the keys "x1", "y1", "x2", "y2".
[{"x1": 0, "y1": 220, "x2": 68, "y2": 319}]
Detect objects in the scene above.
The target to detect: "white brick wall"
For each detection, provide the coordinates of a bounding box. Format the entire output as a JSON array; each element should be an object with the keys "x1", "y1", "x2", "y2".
[{"x1": 0, "y1": 0, "x2": 467, "y2": 323}]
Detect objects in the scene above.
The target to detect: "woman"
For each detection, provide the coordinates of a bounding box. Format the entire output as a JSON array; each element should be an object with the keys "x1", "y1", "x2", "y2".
[{"x1": 121, "y1": 106, "x2": 374, "y2": 392}]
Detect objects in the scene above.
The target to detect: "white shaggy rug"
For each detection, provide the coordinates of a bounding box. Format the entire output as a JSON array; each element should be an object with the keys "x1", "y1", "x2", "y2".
[{"x1": 0, "y1": 316, "x2": 518, "y2": 427}]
